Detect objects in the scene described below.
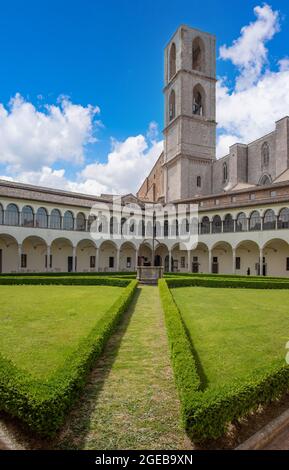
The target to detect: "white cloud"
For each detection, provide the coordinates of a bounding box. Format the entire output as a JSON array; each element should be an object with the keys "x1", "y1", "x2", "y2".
[
  {"x1": 1, "y1": 129, "x2": 163, "y2": 195},
  {"x1": 0, "y1": 93, "x2": 100, "y2": 172},
  {"x1": 217, "y1": 4, "x2": 289, "y2": 157},
  {"x1": 219, "y1": 4, "x2": 280, "y2": 90}
]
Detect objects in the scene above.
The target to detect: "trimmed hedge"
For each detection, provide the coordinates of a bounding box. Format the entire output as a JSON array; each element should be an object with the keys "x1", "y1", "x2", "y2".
[
  {"x1": 159, "y1": 278, "x2": 289, "y2": 441},
  {"x1": 0, "y1": 279, "x2": 138, "y2": 436},
  {"x1": 166, "y1": 276, "x2": 289, "y2": 289},
  {"x1": 0, "y1": 276, "x2": 131, "y2": 287},
  {"x1": 0, "y1": 271, "x2": 136, "y2": 278}
]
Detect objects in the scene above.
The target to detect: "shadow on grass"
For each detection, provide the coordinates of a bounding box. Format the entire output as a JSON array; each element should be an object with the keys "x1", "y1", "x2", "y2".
[
  {"x1": 182, "y1": 321, "x2": 208, "y2": 392},
  {"x1": 0, "y1": 287, "x2": 141, "y2": 450}
]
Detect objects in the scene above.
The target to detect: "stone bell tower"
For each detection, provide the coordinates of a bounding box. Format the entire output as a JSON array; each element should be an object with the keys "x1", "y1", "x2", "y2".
[{"x1": 163, "y1": 25, "x2": 217, "y2": 202}]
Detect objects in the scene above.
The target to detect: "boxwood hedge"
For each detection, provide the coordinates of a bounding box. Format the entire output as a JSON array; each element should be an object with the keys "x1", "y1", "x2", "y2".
[
  {"x1": 0, "y1": 279, "x2": 138, "y2": 436},
  {"x1": 166, "y1": 276, "x2": 289, "y2": 289},
  {"x1": 159, "y1": 278, "x2": 289, "y2": 441},
  {"x1": 0, "y1": 276, "x2": 131, "y2": 287}
]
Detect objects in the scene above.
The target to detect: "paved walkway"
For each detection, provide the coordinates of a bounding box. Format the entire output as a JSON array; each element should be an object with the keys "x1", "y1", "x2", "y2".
[
  {"x1": 263, "y1": 427, "x2": 289, "y2": 450},
  {"x1": 56, "y1": 286, "x2": 191, "y2": 450}
]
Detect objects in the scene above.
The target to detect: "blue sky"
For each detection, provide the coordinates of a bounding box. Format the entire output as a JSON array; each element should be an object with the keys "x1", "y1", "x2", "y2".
[{"x1": 0, "y1": 1, "x2": 289, "y2": 194}]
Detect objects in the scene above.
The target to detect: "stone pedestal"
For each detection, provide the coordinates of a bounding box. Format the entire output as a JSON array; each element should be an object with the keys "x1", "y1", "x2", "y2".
[{"x1": 137, "y1": 266, "x2": 164, "y2": 285}]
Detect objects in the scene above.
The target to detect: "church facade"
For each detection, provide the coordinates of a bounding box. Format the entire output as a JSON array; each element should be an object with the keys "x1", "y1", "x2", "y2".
[{"x1": 1, "y1": 24, "x2": 289, "y2": 277}]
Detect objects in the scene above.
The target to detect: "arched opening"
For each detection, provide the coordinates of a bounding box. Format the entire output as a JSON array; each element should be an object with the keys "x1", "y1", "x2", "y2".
[
  {"x1": 22, "y1": 205, "x2": 34, "y2": 227},
  {"x1": 259, "y1": 174, "x2": 272, "y2": 186},
  {"x1": 98, "y1": 240, "x2": 118, "y2": 272},
  {"x1": 22, "y1": 236, "x2": 47, "y2": 272},
  {"x1": 51, "y1": 237, "x2": 74, "y2": 272},
  {"x1": 0, "y1": 203, "x2": 3, "y2": 225},
  {"x1": 211, "y1": 241, "x2": 233, "y2": 274},
  {"x1": 192, "y1": 37, "x2": 204, "y2": 72},
  {"x1": 278, "y1": 208, "x2": 289, "y2": 229},
  {"x1": 169, "y1": 89, "x2": 176, "y2": 121},
  {"x1": 223, "y1": 214, "x2": 234, "y2": 233},
  {"x1": 138, "y1": 242, "x2": 152, "y2": 266},
  {"x1": 120, "y1": 242, "x2": 137, "y2": 271},
  {"x1": 236, "y1": 212, "x2": 247, "y2": 232},
  {"x1": 50, "y1": 209, "x2": 62, "y2": 230},
  {"x1": 0, "y1": 234, "x2": 18, "y2": 272},
  {"x1": 63, "y1": 211, "x2": 74, "y2": 231},
  {"x1": 36, "y1": 207, "x2": 48, "y2": 228},
  {"x1": 5, "y1": 203, "x2": 19, "y2": 226},
  {"x1": 169, "y1": 42, "x2": 176, "y2": 79},
  {"x1": 249, "y1": 211, "x2": 261, "y2": 231},
  {"x1": 76, "y1": 239, "x2": 97, "y2": 272},
  {"x1": 76, "y1": 212, "x2": 86, "y2": 231},
  {"x1": 263, "y1": 238, "x2": 289, "y2": 276},
  {"x1": 200, "y1": 216, "x2": 210, "y2": 234},
  {"x1": 263, "y1": 209, "x2": 276, "y2": 230},
  {"x1": 212, "y1": 215, "x2": 222, "y2": 234},
  {"x1": 192, "y1": 84, "x2": 205, "y2": 116},
  {"x1": 235, "y1": 240, "x2": 260, "y2": 276}
]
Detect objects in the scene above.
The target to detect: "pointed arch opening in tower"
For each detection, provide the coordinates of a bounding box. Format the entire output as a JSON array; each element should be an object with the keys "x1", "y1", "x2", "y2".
[
  {"x1": 192, "y1": 84, "x2": 205, "y2": 116},
  {"x1": 169, "y1": 42, "x2": 176, "y2": 80},
  {"x1": 192, "y1": 37, "x2": 205, "y2": 72}
]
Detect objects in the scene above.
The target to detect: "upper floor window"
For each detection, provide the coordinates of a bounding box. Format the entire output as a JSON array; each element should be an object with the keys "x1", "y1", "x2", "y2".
[
  {"x1": 169, "y1": 42, "x2": 176, "y2": 79},
  {"x1": 223, "y1": 162, "x2": 228, "y2": 182},
  {"x1": 192, "y1": 37, "x2": 204, "y2": 72},
  {"x1": 193, "y1": 84, "x2": 205, "y2": 116},
  {"x1": 5, "y1": 203, "x2": 19, "y2": 226},
  {"x1": 262, "y1": 142, "x2": 270, "y2": 168},
  {"x1": 197, "y1": 176, "x2": 201, "y2": 187},
  {"x1": 50, "y1": 209, "x2": 61, "y2": 230},
  {"x1": 63, "y1": 211, "x2": 74, "y2": 231},
  {"x1": 22, "y1": 205, "x2": 34, "y2": 227},
  {"x1": 36, "y1": 207, "x2": 48, "y2": 228},
  {"x1": 169, "y1": 89, "x2": 176, "y2": 121},
  {"x1": 259, "y1": 174, "x2": 272, "y2": 186},
  {"x1": 76, "y1": 212, "x2": 86, "y2": 231}
]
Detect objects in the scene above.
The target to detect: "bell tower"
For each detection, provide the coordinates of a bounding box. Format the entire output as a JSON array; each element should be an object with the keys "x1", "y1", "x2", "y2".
[{"x1": 163, "y1": 25, "x2": 217, "y2": 201}]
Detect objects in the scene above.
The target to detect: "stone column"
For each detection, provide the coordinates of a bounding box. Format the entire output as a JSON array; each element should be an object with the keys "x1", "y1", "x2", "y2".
[
  {"x1": 72, "y1": 246, "x2": 76, "y2": 272},
  {"x1": 232, "y1": 248, "x2": 236, "y2": 275},
  {"x1": 46, "y1": 245, "x2": 51, "y2": 272},
  {"x1": 259, "y1": 247, "x2": 263, "y2": 276},
  {"x1": 95, "y1": 247, "x2": 99, "y2": 272},
  {"x1": 168, "y1": 250, "x2": 172, "y2": 273},
  {"x1": 208, "y1": 249, "x2": 212, "y2": 274},
  {"x1": 18, "y1": 244, "x2": 22, "y2": 272},
  {"x1": 135, "y1": 249, "x2": 139, "y2": 270},
  {"x1": 187, "y1": 249, "x2": 191, "y2": 273},
  {"x1": 116, "y1": 248, "x2": 120, "y2": 272}
]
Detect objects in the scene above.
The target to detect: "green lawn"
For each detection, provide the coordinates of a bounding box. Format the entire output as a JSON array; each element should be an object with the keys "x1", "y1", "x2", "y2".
[
  {"x1": 0, "y1": 285, "x2": 124, "y2": 379},
  {"x1": 171, "y1": 287, "x2": 289, "y2": 389}
]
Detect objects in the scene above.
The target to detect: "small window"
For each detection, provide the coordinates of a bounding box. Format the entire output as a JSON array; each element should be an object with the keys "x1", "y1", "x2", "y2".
[
  {"x1": 169, "y1": 90, "x2": 176, "y2": 121},
  {"x1": 287, "y1": 257, "x2": 289, "y2": 271},
  {"x1": 181, "y1": 257, "x2": 185, "y2": 268},
  {"x1": 197, "y1": 176, "x2": 201, "y2": 187},
  {"x1": 223, "y1": 162, "x2": 228, "y2": 182},
  {"x1": 249, "y1": 193, "x2": 255, "y2": 200},
  {"x1": 271, "y1": 191, "x2": 276, "y2": 197},
  {"x1": 193, "y1": 256, "x2": 198, "y2": 262},
  {"x1": 21, "y1": 254, "x2": 27, "y2": 268},
  {"x1": 90, "y1": 256, "x2": 96, "y2": 268},
  {"x1": 109, "y1": 257, "x2": 114, "y2": 268},
  {"x1": 126, "y1": 257, "x2": 131, "y2": 268},
  {"x1": 213, "y1": 257, "x2": 218, "y2": 263},
  {"x1": 236, "y1": 257, "x2": 241, "y2": 270}
]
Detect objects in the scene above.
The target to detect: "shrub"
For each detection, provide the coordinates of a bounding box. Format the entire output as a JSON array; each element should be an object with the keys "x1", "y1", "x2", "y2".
[
  {"x1": 166, "y1": 277, "x2": 289, "y2": 289},
  {"x1": 159, "y1": 278, "x2": 289, "y2": 441},
  {"x1": 0, "y1": 279, "x2": 138, "y2": 436},
  {"x1": 0, "y1": 271, "x2": 136, "y2": 278},
  {"x1": 0, "y1": 276, "x2": 131, "y2": 287}
]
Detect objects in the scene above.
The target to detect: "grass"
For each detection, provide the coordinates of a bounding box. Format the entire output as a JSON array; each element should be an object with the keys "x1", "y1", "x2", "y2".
[
  {"x1": 55, "y1": 286, "x2": 191, "y2": 450},
  {"x1": 171, "y1": 286, "x2": 289, "y2": 390},
  {"x1": 0, "y1": 285, "x2": 124, "y2": 379}
]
